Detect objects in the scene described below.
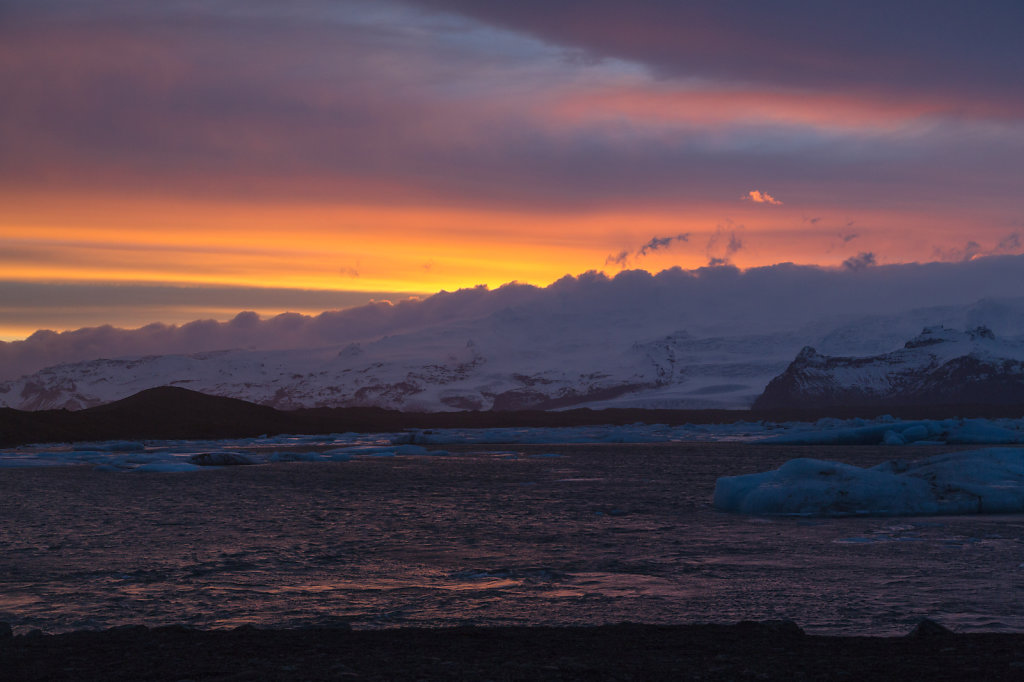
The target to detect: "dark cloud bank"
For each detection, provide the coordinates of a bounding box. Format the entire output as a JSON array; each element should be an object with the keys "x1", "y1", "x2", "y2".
[
  {"x1": 3, "y1": 0, "x2": 1022, "y2": 214},
  {"x1": 410, "y1": 0, "x2": 1024, "y2": 108},
  {"x1": 4, "y1": 255, "x2": 1024, "y2": 381}
]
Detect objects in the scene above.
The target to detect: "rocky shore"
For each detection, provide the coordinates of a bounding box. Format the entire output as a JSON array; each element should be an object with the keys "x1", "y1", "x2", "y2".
[{"x1": 4, "y1": 620, "x2": 1024, "y2": 681}]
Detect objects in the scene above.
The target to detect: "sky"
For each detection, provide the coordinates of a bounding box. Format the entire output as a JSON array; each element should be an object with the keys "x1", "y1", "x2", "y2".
[{"x1": 3, "y1": 0, "x2": 1024, "y2": 341}]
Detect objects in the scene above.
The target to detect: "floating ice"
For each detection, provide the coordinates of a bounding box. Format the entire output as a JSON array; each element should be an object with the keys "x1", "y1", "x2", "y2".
[
  {"x1": 714, "y1": 448, "x2": 1024, "y2": 516},
  {"x1": 322, "y1": 449, "x2": 354, "y2": 462},
  {"x1": 132, "y1": 461, "x2": 204, "y2": 473},
  {"x1": 761, "y1": 418, "x2": 1024, "y2": 446},
  {"x1": 0, "y1": 458, "x2": 71, "y2": 468},
  {"x1": 188, "y1": 452, "x2": 257, "y2": 466},
  {"x1": 268, "y1": 451, "x2": 323, "y2": 462},
  {"x1": 6, "y1": 418, "x2": 1024, "y2": 470}
]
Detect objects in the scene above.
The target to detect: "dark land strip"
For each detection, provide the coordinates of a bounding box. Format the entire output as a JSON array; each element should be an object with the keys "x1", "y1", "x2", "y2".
[
  {"x1": 4, "y1": 621, "x2": 1024, "y2": 681},
  {"x1": 4, "y1": 386, "x2": 1024, "y2": 447}
]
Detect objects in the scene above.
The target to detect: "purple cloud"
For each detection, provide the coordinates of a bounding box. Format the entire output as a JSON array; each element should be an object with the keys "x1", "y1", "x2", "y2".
[
  {"x1": 842, "y1": 252, "x2": 876, "y2": 271},
  {"x1": 606, "y1": 233, "x2": 689, "y2": 268},
  {"x1": 408, "y1": 1, "x2": 1024, "y2": 110},
  {"x1": 7, "y1": 254, "x2": 1024, "y2": 380}
]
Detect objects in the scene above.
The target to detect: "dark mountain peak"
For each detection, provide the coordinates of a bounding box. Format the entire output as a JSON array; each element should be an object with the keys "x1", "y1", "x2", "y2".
[
  {"x1": 75, "y1": 386, "x2": 297, "y2": 441},
  {"x1": 794, "y1": 346, "x2": 820, "y2": 363},
  {"x1": 756, "y1": 327, "x2": 1024, "y2": 410},
  {"x1": 88, "y1": 385, "x2": 278, "y2": 415}
]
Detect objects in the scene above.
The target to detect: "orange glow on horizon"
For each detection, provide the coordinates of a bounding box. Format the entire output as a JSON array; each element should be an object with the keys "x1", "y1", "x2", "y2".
[
  {"x1": 1, "y1": 190, "x2": 1012, "y2": 315},
  {"x1": 2, "y1": 192, "x2": 732, "y2": 292}
]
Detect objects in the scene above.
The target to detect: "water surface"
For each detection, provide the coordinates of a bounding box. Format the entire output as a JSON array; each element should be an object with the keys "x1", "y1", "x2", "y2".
[{"x1": 2, "y1": 442, "x2": 1022, "y2": 635}]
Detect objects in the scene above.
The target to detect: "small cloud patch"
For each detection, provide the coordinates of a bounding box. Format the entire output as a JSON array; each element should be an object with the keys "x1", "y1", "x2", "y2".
[
  {"x1": 744, "y1": 190, "x2": 783, "y2": 205},
  {"x1": 842, "y1": 252, "x2": 876, "y2": 271}
]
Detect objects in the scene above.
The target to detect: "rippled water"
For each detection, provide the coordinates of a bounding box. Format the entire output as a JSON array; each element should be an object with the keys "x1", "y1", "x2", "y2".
[{"x1": 2, "y1": 442, "x2": 1023, "y2": 635}]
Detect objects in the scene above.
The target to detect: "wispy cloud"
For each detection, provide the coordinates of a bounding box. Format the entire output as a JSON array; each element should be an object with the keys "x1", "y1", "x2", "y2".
[
  {"x1": 997, "y1": 232, "x2": 1021, "y2": 253},
  {"x1": 605, "y1": 233, "x2": 689, "y2": 268},
  {"x1": 824, "y1": 228, "x2": 860, "y2": 254},
  {"x1": 640, "y1": 234, "x2": 689, "y2": 255},
  {"x1": 935, "y1": 233, "x2": 1024, "y2": 262},
  {"x1": 605, "y1": 250, "x2": 630, "y2": 267},
  {"x1": 706, "y1": 225, "x2": 744, "y2": 266}
]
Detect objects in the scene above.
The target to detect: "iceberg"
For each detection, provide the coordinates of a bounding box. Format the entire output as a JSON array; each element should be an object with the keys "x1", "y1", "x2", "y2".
[{"x1": 713, "y1": 448, "x2": 1024, "y2": 516}]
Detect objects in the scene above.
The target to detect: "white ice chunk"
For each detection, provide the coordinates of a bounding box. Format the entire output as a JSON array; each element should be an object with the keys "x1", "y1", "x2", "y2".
[
  {"x1": 390, "y1": 444, "x2": 432, "y2": 455},
  {"x1": 898, "y1": 424, "x2": 932, "y2": 442},
  {"x1": 714, "y1": 448, "x2": 1024, "y2": 516},
  {"x1": 132, "y1": 461, "x2": 204, "y2": 473},
  {"x1": 882, "y1": 430, "x2": 905, "y2": 445},
  {"x1": 947, "y1": 420, "x2": 1024, "y2": 444}
]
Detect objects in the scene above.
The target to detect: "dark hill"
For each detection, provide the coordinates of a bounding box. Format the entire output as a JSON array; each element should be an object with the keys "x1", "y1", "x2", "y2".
[
  {"x1": 0, "y1": 386, "x2": 303, "y2": 446},
  {"x1": 82, "y1": 386, "x2": 302, "y2": 440}
]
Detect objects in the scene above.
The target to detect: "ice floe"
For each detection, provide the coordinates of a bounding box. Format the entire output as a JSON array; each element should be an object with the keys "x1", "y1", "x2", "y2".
[
  {"x1": 714, "y1": 448, "x2": 1024, "y2": 516},
  {"x1": 5, "y1": 415, "x2": 1024, "y2": 471},
  {"x1": 761, "y1": 418, "x2": 1024, "y2": 446},
  {"x1": 188, "y1": 452, "x2": 257, "y2": 466}
]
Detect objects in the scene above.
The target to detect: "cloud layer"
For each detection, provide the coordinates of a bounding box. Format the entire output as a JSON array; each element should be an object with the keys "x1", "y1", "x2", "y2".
[
  {"x1": 5, "y1": 254, "x2": 1024, "y2": 381},
  {"x1": 409, "y1": 1, "x2": 1024, "y2": 109}
]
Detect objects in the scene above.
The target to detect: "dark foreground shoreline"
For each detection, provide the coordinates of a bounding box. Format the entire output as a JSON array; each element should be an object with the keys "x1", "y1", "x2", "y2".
[{"x1": 4, "y1": 621, "x2": 1024, "y2": 681}]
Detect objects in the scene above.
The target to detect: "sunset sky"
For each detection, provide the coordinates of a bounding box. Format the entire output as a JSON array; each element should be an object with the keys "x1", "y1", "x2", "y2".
[{"x1": 3, "y1": 0, "x2": 1023, "y2": 340}]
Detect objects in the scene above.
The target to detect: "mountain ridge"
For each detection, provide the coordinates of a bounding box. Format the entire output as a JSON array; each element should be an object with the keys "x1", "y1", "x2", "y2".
[
  {"x1": 6, "y1": 297, "x2": 1024, "y2": 414},
  {"x1": 754, "y1": 326, "x2": 1024, "y2": 410}
]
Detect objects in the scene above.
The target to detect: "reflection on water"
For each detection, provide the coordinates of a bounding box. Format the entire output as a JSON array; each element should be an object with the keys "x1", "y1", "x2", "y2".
[{"x1": 1, "y1": 443, "x2": 1023, "y2": 635}]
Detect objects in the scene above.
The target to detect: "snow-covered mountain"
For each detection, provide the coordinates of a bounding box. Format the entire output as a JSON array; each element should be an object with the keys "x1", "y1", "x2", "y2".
[
  {"x1": 0, "y1": 328, "x2": 801, "y2": 412},
  {"x1": 754, "y1": 326, "x2": 1024, "y2": 410},
  {"x1": 5, "y1": 290, "x2": 1024, "y2": 412}
]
